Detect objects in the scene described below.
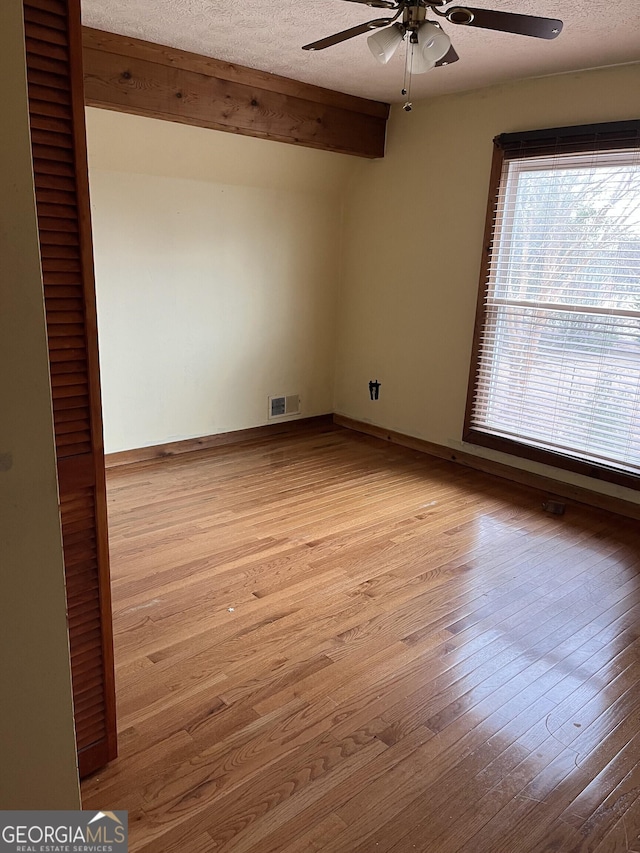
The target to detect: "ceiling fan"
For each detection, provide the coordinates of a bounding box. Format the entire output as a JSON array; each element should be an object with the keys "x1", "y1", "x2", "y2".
[{"x1": 302, "y1": 1, "x2": 563, "y2": 109}]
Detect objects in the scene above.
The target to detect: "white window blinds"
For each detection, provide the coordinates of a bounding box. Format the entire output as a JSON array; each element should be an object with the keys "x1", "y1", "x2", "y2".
[{"x1": 468, "y1": 125, "x2": 640, "y2": 481}]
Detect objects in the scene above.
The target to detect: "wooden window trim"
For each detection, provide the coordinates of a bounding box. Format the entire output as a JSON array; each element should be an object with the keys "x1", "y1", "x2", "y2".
[{"x1": 463, "y1": 120, "x2": 640, "y2": 493}]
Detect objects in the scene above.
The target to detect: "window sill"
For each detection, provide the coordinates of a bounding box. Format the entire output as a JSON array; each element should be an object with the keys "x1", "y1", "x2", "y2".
[{"x1": 463, "y1": 428, "x2": 640, "y2": 492}]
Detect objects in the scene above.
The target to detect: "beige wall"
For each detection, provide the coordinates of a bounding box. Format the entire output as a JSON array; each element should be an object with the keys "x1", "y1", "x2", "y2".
[
  {"x1": 335, "y1": 62, "x2": 640, "y2": 505},
  {"x1": 87, "y1": 64, "x2": 640, "y2": 493},
  {"x1": 0, "y1": 0, "x2": 80, "y2": 808},
  {"x1": 87, "y1": 109, "x2": 353, "y2": 453}
]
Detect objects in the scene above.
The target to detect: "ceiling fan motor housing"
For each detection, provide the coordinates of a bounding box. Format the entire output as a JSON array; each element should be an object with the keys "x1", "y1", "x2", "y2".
[{"x1": 403, "y1": 3, "x2": 427, "y2": 29}]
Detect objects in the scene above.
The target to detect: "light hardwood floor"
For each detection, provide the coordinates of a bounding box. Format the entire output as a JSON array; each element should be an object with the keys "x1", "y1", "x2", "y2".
[{"x1": 82, "y1": 424, "x2": 640, "y2": 852}]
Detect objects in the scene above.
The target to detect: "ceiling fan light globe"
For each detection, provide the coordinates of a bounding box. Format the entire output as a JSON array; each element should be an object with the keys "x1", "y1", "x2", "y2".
[
  {"x1": 418, "y1": 21, "x2": 452, "y2": 63},
  {"x1": 410, "y1": 44, "x2": 436, "y2": 74},
  {"x1": 367, "y1": 23, "x2": 404, "y2": 64}
]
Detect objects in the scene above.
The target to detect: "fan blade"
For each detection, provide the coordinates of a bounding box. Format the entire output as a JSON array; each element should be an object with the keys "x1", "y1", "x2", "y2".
[
  {"x1": 445, "y1": 7, "x2": 563, "y2": 39},
  {"x1": 436, "y1": 44, "x2": 459, "y2": 66},
  {"x1": 339, "y1": 0, "x2": 398, "y2": 7},
  {"x1": 303, "y1": 18, "x2": 394, "y2": 50}
]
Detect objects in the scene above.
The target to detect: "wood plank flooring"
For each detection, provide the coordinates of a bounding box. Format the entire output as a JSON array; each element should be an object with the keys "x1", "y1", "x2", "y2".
[{"x1": 81, "y1": 424, "x2": 640, "y2": 852}]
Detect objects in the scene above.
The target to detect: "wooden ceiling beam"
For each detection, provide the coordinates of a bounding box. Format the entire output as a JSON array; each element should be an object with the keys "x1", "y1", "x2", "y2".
[{"x1": 82, "y1": 28, "x2": 389, "y2": 158}]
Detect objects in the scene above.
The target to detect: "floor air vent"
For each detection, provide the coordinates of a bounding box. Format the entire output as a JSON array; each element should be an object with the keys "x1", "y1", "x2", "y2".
[{"x1": 269, "y1": 394, "x2": 300, "y2": 418}]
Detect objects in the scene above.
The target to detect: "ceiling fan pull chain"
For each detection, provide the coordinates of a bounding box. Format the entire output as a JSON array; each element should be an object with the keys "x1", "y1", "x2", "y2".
[
  {"x1": 403, "y1": 35, "x2": 415, "y2": 111},
  {"x1": 402, "y1": 33, "x2": 410, "y2": 97}
]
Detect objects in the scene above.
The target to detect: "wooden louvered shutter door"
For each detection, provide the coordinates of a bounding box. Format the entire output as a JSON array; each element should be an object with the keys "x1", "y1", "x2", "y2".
[{"x1": 23, "y1": 0, "x2": 117, "y2": 777}]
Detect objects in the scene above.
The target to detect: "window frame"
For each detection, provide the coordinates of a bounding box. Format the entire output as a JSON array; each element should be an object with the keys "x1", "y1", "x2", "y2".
[{"x1": 463, "y1": 120, "x2": 640, "y2": 491}]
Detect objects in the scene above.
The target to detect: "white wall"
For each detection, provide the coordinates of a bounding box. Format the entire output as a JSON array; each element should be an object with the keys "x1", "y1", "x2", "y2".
[
  {"x1": 335, "y1": 62, "x2": 640, "y2": 505},
  {"x1": 0, "y1": 0, "x2": 80, "y2": 808},
  {"x1": 87, "y1": 109, "x2": 353, "y2": 453}
]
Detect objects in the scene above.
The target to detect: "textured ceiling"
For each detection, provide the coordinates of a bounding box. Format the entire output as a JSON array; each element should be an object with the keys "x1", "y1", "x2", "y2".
[{"x1": 81, "y1": 0, "x2": 640, "y2": 104}]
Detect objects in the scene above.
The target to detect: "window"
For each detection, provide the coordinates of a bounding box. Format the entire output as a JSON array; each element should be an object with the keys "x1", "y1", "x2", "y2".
[{"x1": 465, "y1": 121, "x2": 640, "y2": 489}]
